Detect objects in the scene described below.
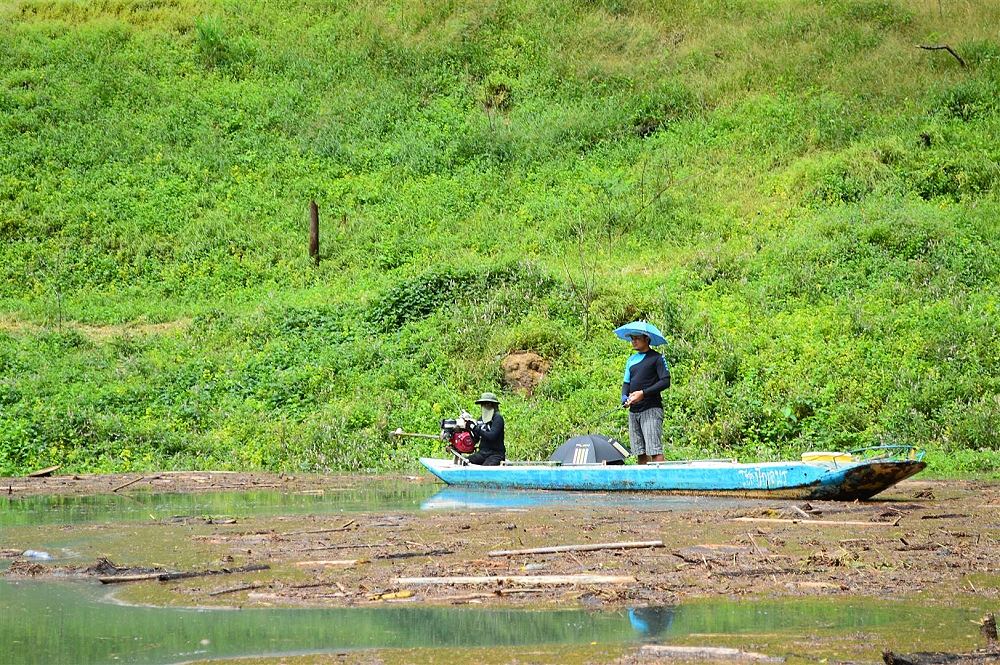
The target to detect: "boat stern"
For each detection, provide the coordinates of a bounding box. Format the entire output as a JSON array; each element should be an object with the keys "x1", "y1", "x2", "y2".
[{"x1": 419, "y1": 457, "x2": 454, "y2": 484}]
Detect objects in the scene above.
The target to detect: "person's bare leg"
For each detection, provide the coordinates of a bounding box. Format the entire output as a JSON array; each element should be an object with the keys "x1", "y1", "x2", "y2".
[{"x1": 638, "y1": 454, "x2": 649, "y2": 465}]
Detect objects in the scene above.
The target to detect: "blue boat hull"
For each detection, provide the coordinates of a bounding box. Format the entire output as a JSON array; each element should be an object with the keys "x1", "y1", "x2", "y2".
[{"x1": 419, "y1": 457, "x2": 926, "y2": 500}]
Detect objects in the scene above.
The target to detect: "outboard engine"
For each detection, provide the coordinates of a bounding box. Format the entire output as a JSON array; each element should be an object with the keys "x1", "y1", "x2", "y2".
[{"x1": 440, "y1": 419, "x2": 476, "y2": 454}]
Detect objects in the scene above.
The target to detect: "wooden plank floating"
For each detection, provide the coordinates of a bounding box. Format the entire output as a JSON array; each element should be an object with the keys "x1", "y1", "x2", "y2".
[
  {"x1": 488, "y1": 540, "x2": 663, "y2": 557},
  {"x1": 730, "y1": 517, "x2": 899, "y2": 527},
  {"x1": 396, "y1": 574, "x2": 635, "y2": 586}
]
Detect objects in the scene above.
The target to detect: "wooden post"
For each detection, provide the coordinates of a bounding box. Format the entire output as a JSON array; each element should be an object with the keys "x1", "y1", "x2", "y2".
[{"x1": 309, "y1": 200, "x2": 320, "y2": 265}]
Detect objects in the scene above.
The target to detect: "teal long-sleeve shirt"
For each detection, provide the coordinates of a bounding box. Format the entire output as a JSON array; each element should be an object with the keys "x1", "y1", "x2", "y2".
[{"x1": 621, "y1": 350, "x2": 670, "y2": 412}]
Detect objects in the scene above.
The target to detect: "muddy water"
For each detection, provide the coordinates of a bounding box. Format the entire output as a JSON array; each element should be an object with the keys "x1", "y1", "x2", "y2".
[
  {"x1": 0, "y1": 482, "x2": 437, "y2": 527},
  {"x1": 2, "y1": 486, "x2": 997, "y2": 664},
  {"x1": 0, "y1": 485, "x2": 785, "y2": 528},
  {"x1": 0, "y1": 573, "x2": 990, "y2": 665}
]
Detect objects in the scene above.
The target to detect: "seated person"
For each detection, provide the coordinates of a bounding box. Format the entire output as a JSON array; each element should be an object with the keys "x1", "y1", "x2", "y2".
[{"x1": 458, "y1": 392, "x2": 505, "y2": 466}]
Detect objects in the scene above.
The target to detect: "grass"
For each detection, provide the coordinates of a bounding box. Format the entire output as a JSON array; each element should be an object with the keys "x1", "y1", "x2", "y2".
[{"x1": 0, "y1": 0, "x2": 998, "y2": 477}]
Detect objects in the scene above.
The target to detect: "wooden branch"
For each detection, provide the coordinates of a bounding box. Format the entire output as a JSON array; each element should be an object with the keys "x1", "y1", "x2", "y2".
[
  {"x1": 376, "y1": 549, "x2": 454, "y2": 560},
  {"x1": 731, "y1": 517, "x2": 899, "y2": 527},
  {"x1": 790, "y1": 505, "x2": 813, "y2": 520},
  {"x1": 440, "y1": 588, "x2": 546, "y2": 603},
  {"x1": 396, "y1": 574, "x2": 635, "y2": 585},
  {"x1": 157, "y1": 563, "x2": 269, "y2": 582},
  {"x1": 111, "y1": 475, "x2": 160, "y2": 492},
  {"x1": 288, "y1": 581, "x2": 335, "y2": 589},
  {"x1": 919, "y1": 513, "x2": 969, "y2": 520},
  {"x1": 442, "y1": 592, "x2": 493, "y2": 602},
  {"x1": 208, "y1": 582, "x2": 263, "y2": 596},
  {"x1": 641, "y1": 645, "x2": 784, "y2": 662},
  {"x1": 278, "y1": 522, "x2": 355, "y2": 537},
  {"x1": 488, "y1": 540, "x2": 663, "y2": 557},
  {"x1": 99, "y1": 572, "x2": 163, "y2": 584},
  {"x1": 293, "y1": 559, "x2": 365, "y2": 567},
  {"x1": 296, "y1": 542, "x2": 390, "y2": 551},
  {"x1": 917, "y1": 44, "x2": 966, "y2": 67}
]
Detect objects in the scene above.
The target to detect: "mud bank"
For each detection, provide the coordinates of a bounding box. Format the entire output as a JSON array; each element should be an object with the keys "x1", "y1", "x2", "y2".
[{"x1": 2, "y1": 474, "x2": 998, "y2": 612}]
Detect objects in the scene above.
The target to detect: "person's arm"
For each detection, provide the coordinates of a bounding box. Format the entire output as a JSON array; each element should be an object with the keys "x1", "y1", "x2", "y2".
[
  {"x1": 471, "y1": 416, "x2": 504, "y2": 450},
  {"x1": 621, "y1": 361, "x2": 632, "y2": 405}
]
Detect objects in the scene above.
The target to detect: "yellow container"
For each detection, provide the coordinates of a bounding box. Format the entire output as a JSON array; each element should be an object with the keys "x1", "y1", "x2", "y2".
[{"x1": 801, "y1": 451, "x2": 853, "y2": 463}]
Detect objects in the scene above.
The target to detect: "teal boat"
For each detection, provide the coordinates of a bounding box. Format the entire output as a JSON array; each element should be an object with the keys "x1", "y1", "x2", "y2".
[{"x1": 420, "y1": 446, "x2": 926, "y2": 501}]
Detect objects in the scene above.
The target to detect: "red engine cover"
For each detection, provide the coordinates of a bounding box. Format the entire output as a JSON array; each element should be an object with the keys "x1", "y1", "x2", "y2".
[{"x1": 451, "y1": 431, "x2": 475, "y2": 454}]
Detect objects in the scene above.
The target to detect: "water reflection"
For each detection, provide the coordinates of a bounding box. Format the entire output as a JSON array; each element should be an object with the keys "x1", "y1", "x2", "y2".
[
  {"x1": 0, "y1": 578, "x2": 636, "y2": 665},
  {"x1": 0, "y1": 575, "x2": 989, "y2": 665},
  {"x1": 628, "y1": 606, "x2": 676, "y2": 639},
  {"x1": 0, "y1": 482, "x2": 438, "y2": 528},
  {"x1": 0, "y1": 484, "x2": 789, "y2": 529},
  {"x1": 419, "y1": 486, "x2": 786, "y2": 512}
]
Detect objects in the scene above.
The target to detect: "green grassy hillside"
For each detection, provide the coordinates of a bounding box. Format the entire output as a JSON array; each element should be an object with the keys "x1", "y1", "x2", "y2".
[{"x1": 1, "y1": 0, "x2": 998, "y2": 476}]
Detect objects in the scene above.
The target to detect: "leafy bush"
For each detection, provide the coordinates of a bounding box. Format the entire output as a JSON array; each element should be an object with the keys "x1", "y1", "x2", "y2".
[
  {"x1": 368, "y1": 262, "x2": 555, "y2": 331},
  {"x1": 932, "y1": 80, "x2": 999, "y2": 122}
]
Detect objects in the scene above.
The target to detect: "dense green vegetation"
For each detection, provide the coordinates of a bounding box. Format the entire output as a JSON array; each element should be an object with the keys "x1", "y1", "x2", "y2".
[{"x1": 1, "y1": 0, "x2": 998, "y2": 476}]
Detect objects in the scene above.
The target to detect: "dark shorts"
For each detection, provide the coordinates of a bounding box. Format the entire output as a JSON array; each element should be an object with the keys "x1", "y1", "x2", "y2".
[{"x1": 467, "y1": 451, "x2": 504, "y2": 466}]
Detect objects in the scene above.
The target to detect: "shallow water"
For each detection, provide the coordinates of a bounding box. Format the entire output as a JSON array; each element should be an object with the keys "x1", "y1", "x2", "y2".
[
  {"x1": 0, "y1": 482, "x2": 437, "y2": 528},
  {"x1": 1, "y1": 487, "x2": 993, "y2": 664},
  {"x1": 0, "y1": 485, "x2": 785, "y2": 528},
  {"x1": 0, "y1": 575, "x2": 990, "y2": 665}
]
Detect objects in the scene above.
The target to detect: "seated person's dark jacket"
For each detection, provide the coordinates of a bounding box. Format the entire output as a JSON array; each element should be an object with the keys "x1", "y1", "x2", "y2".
[{"x1": 468, "y1": 412, "x2": 505, "y2": 464}]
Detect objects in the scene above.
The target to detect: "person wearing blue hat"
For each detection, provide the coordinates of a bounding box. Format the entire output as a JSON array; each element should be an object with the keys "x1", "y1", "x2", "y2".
[{"x1": 618, "y1": 325, "x2": 670, "y2": 464}]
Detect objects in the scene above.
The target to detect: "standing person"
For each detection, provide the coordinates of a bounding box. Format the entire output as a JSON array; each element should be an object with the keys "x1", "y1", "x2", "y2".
[
  {"x1": 458, "y1": 392, "x2": 505, "y2": 466},
  {"x1": 618, "y1": 324, "x2": 670, "y2": 464}
]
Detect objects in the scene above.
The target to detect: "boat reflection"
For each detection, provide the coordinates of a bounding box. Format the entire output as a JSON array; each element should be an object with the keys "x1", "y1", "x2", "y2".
[
  {"x1": 420, "y1": 486, "x2": 784, "y2": 512},
  {"x1": 628, "y1": 606, "x2": 677, "y2": 639}
]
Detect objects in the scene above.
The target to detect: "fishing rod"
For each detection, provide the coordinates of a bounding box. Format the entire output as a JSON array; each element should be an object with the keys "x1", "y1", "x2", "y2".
[{"x1": 594, "y1": 402, "x2": 627, "y2": 424}]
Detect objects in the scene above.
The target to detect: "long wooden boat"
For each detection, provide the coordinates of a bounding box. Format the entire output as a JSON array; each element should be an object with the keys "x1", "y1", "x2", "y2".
[{"x1": 420, "y1": 446, "x2": 926, "y2": 501}]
